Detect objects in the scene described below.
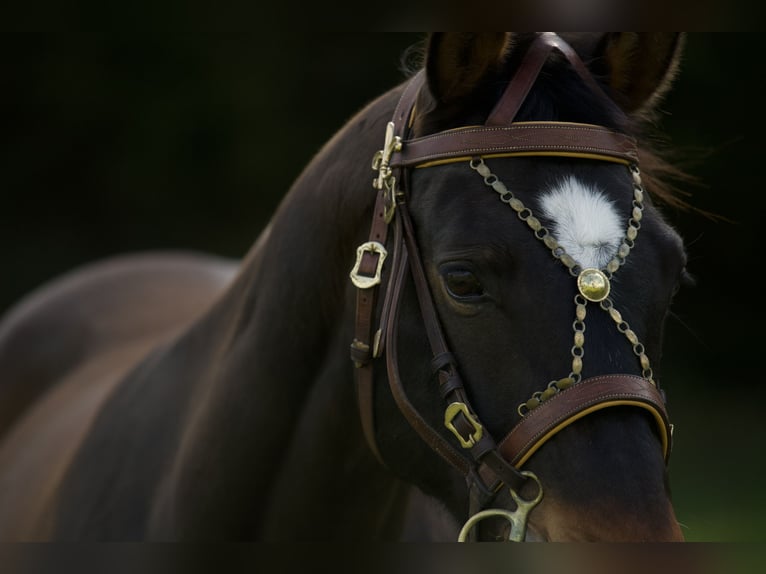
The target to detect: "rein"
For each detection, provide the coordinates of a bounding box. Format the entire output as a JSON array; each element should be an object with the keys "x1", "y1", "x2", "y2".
[{"x1": 349, "y1": 32, "x2": 673, "y2": 542}]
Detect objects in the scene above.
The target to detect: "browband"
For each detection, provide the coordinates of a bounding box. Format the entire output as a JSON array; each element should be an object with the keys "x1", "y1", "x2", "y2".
[{"x1": 391, "y1": 122, "x2": 638, "y2": 168}]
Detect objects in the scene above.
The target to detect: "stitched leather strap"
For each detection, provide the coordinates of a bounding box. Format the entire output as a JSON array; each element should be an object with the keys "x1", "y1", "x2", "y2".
[
  {"x1": 352, "y1": 71, "x2": 425, "y2": 466},
  {"x1": 395, "y1": 192, "x2": 529, "y2": 492},
  {"x1": 351, "y1": 186, "x2": 392, "y2": 465},
  {"x1": 383, "y1": 223, "x2": 472, "y2": 476},
  {"x1": 485, "y1": 33, "x2": 557, "y2": 127},
  {"x1": 390, "y1": 122, "x2": 638, "y2": 168},
  {"x1": 496, "y1": 374, "x2": 671, "y2": 469},
  {"x1": 488, "y1": 32, "x2": 622, "y2": 127}
]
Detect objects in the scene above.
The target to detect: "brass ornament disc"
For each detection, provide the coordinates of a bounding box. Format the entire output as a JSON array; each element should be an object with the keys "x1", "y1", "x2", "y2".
[{"x1": 577, "y1": 268, "x2": 610, "y2": 302}]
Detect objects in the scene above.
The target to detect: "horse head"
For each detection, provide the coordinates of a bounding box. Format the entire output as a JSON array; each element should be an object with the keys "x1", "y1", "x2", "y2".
[{"x1": 355, "y1": 33, "x2": 689, "y2": 542}]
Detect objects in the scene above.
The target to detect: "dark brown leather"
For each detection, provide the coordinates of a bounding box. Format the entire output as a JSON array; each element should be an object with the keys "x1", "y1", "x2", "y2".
[
  {"x1": 352, "y1": 71, "x2": 426, "y2": 466},
  {"x1": 497, "y1": 374, "x2": 671, "y2": 468},
  {"x1": 391, "y1": 188, "x2": 529, "y2": 491},
  {"x1": 383, "y1": 226, "x2": 472, "y2": 476},
  {"x1": 485, "y1": 32, "x2": 622, "y2": 127},
  {"x1": 540, "y1": 33, "x2": 621, "y2": 116},
  {"x1": 390, "y1": 122, "x2": 638, "y2": 168},
  {"x1": 351, "y1": 187, "x2": 390, "y2": 365},
  {"x1": 351, "y1": 187, "x2": 390, "y2": 465},
  {"x1": 485, "y1": 34, "x2": 557, "y2": 127}
]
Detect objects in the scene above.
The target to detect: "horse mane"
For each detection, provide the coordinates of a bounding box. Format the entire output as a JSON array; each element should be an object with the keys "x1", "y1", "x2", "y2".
[{"x1": 637, "y1": 147, "x2": 697, "y2": 213}]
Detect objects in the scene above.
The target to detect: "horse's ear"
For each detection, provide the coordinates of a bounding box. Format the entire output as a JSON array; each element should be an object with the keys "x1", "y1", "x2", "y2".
[
  {"x1": 600, "y1": 32, "x2": 686, "y2": 116},
  {"x1": 425, "y1": 33, "x2": 514, "y2": 104}
]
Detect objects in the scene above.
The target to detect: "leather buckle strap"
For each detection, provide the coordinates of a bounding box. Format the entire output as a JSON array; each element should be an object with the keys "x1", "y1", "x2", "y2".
[
  {"x1": 351, "y1": 70, "x2": 426, "y2": 367},
  {"x1": 351, "y1": 71, "x2": 426, "y2": 467},
  {"x1": 394, "y1": 194, "x2": 530, "y2": 491},
  {"x1": 351, "y1": 186, "x2": 393, "y2": 466}
]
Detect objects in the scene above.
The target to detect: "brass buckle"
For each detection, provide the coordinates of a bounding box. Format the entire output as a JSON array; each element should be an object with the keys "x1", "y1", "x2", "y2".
[
  {"x1": 372, "y1": 122, "x2": 402, "y2": 224},
  {"x1": 349, "y1": 241, "x2": 387, "y2": 289},
  {"x1": 372, "y1": 122, "x2": 402, "y2": 191},
  {"x1": 444, "y1": 402, "x2": 483, "y2": 448}
]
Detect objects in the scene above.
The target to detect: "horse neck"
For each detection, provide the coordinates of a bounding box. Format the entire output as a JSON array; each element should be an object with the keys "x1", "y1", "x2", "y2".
[{"x1": 149, "y1": 87, "x2": 409, "y2": 539}]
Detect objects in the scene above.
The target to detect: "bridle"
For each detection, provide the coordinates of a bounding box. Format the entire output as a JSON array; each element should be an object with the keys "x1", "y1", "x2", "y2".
[
  {"x1": 350, "y1": 32, "x2": 673, "y2": 542},
  {"x1": 348, "y1": 33, "x2": 673, "y2": 542}
]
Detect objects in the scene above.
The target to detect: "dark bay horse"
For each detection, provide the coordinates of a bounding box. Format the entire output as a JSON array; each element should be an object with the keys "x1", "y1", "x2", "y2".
[{"x1": 0, "y1": 33, "x2": 691, "y2": 541}]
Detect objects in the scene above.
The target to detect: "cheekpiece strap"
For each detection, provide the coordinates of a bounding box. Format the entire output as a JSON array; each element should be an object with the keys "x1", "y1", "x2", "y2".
[
  {"x1": 390, "y1": 32, "x2": 636, "y2": 169},
  {"x1": 350, "y1": 70, "x2": 425, "y2": 467}
]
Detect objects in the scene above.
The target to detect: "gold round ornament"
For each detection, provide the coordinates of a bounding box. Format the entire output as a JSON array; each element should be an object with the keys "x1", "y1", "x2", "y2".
[{"x1": 577, "y1": 268, "x2": 610, "y2": 302}]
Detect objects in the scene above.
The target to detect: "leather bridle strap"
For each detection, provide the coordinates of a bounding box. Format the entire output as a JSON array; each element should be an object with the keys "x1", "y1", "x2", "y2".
[
  {"x1": 485, "y1": 33, "x2": 558, "y2": 127},
  {"x1": 383, "y1": 220, "x2": 472, "y2": 476},
  {"x1": 393, "y1": 193, "x2": 529, "y2": 492},
  {"x1": 350, "y1": 71, "x2": 426, "y2": 466},
  {"x1": 390, "y1": 122, "x2": 638, "y2": 168},
  {"x1": 478, "y1": 374, "x2": 672, "y2": 487},
  {"x1": 486, "y1": 32, "x2": 621, "y2": 127},
  {"x1": 505, "y1": 374, "x2": 671, "y2": 466},
  {"x1": 349, "y1": 185, "x2": 391, "y2": 465}
]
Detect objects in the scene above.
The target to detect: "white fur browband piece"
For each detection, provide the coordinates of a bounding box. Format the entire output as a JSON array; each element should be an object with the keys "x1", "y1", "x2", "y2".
[{"x1": 538, "y1": 176, "x2": 623, "y2": 269}]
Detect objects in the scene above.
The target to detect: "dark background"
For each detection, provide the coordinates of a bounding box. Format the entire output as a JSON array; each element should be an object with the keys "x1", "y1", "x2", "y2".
[{"x1": 2, "y1": 33, "x2": 763, "y2": 541}]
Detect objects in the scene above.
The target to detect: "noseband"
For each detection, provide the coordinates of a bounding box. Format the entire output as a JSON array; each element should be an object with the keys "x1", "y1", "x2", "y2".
[{"x1": 349, "y1": 33, "x2": 673, "y2": 541}]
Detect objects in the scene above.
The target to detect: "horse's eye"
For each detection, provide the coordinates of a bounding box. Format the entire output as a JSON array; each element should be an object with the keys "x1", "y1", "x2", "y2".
[{"x1": 442, "y1": 268, "x2": 485, "y2": 300}]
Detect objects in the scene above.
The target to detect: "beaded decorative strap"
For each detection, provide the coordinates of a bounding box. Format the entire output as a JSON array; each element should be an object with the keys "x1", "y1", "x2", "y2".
[{"x1": 469, "y1": 158, "x2": 654, "y2": 416}]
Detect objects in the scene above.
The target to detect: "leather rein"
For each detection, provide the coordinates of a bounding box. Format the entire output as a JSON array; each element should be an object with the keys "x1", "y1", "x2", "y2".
[{"x1": 348, "y1": 33, "x2": 673, "y2": 541}]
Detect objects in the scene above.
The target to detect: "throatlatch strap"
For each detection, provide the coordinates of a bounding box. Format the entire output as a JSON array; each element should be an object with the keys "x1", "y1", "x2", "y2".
[{"x1": 395, "y1": 195, "x2": 528, "y2": 492}]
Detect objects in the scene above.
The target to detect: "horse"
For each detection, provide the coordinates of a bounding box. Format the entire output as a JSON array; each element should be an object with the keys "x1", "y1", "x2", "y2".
[{"x1": 0, "y1": 32, "x2": 692, "y2": 541}]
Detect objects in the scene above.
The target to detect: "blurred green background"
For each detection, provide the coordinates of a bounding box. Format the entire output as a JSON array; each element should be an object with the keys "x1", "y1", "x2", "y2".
[{"x1": 2, "y1": 32, "x2": 763, "y2": 542}]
